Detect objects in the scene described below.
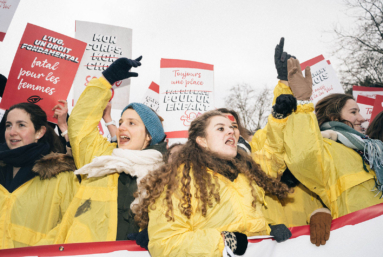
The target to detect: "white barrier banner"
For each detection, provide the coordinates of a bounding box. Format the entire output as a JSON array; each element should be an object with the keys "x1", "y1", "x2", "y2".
[
  {"x1": 300, "y1": 55, "x2": 344, "y2": 106},
  {"x1": 2, "y1": 202, "x2": 383, "y2": 257},
  {"x1": 159, "y1": 59, "x2": 214, "y2": 145},
  {"x1": 0, "y1": 0, "x2": 20, "y2": 42}
]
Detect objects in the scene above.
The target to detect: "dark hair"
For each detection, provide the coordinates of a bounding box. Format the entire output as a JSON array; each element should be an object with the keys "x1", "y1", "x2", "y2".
[
  {"x1": 5, "y1": 103, "x2": 64, "y2": 153},
  {"x1": 315, "y1": 94, "x2": 355, "y2": 128},
  {"x1": 132, "y1": 110, "x2": 290, "y2": 229},
  {"x1": 366, "y1": 111, "x2": 383, "y2": 141},
  {"x1": 163, "y1": 143, "x2": 184, "y2": 164},
  {"x1": 216, "y1": 108, "x2": 249, "y2": 138}
]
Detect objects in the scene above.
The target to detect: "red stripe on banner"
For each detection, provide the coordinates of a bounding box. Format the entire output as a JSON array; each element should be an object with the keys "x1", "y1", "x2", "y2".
[
  {"x1": 249, "y1": 202, "x2": 383, "y2": 243},
  {"x1": 353, "y1": 85, "x2": 383, "y2": 92},
  {"x1": 160, "y1": 58, "x2": 214, "y2": 71},
  {"x1": 0, "y1": 240, "x2": 145, "y2": 256},
  {"x1": 149, "y1": 82, "x2": 160, "y2": 93},
  {"x1": 300, "y1": 55, "x2": 325, "y2": 70},
  {"x1": 0, "y1": 32, "x2": 5, "y2": 42},
  {"x1": 356, "y1": 95, "x2": 375, "y2": 106},
  {"x1": 327, "y1": 60, "x2": 331, "y2": 64},
  {"x1": 165, "y1": 130, "x2": 189, "y2": 138}
]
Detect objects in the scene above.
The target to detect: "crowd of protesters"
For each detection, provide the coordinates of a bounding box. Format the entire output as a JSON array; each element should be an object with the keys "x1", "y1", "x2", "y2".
[{"x1": 0, "y1": 37, "x2": 383, "y2": 256}]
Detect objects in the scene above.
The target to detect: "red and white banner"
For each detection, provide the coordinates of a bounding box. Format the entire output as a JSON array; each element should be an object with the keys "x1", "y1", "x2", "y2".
[
  {"x1": 370, "y1": 95, "x2": 383, "y2": 123},
  {"x1": 0, "y1": 23, "x2": 86, "y2": 123},
  {"x1": 353, "y1": 86, "x2": 383, "y2": 101},
  {"x1": 0, "y1": 0, "x2": 20, "y2": 42},
  {"x1": 142, "y1": 82, "x2": 160, "y2": 112},
  {"x1": 300, "y1": 55, "x2": 344, "y2": 106},
  {"x1": 356, "y1": 95, "x2": 375, "y2": 128},
  {"x1": 2, "y1": 202, "x2": 383, "y2": 256},
  {"x1": 159, "y1": 59, "x2": 214, "y2": 145},
  {"x1": 73, "y1": 20, "x2": 132, "y2": 110}
]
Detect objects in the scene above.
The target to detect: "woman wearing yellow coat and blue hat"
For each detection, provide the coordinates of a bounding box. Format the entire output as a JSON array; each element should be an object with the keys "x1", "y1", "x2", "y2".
[
  {"x1": 132, "y1": 110, "x2": 292, "y2": 256},
  {"x1": 53, "y1": 57, "x2": 166, "y2": 247},
  {"x1": 0, "y1": 103, "x2": 78, "y2": 249}
]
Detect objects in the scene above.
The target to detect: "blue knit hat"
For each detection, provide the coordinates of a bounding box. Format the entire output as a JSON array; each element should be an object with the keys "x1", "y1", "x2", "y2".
[{"x1": 121, "y1": 103, "x2": 165, "y2": 146}]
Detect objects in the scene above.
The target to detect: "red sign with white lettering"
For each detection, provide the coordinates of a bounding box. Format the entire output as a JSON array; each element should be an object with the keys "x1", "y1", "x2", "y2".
[
  {"x1": 370, "y1": 95, "x2": 383, "y2": 124},
  {"x1": 0, "y1": 23, "x2": 86, "y2": 123}
]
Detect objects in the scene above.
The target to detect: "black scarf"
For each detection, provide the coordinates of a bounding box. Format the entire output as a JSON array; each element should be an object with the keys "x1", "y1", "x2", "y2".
[{"x1": 0, "y1": 142, "x2": 50, "y2": 193}]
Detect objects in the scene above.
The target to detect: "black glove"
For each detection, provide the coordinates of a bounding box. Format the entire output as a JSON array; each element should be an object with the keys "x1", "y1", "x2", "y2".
[
  {"x1": 273, "y1": 94, "x2": 297, "y2": 118},
  {"x1": 102, "y1": 56, "x2": 142, "y2": 85},
  {"x1": 269, "y1": 224, "x2": 292, "y2": 243},
  {"x1": 127, "y1": 228, "x2": 149, "y2": 250},
  {"x1": 274, "y1": 37, "x2": 295, "y2": 81}
]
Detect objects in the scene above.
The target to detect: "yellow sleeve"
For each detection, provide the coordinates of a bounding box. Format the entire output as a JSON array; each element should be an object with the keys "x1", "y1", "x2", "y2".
[
  {"x1": 68, "y1": 77, "x2": 117, "y2": 169},
  {"x1": 272, "y1": 80, "x2": 293, "y2": 105},
  {"x1": 283, "y1": 104, "x2": 329, "y2": 205},
  {"x1": 148, "y1": 194, "x2": 224, "y2": 257},
  {"x1": 251, "y1": 115, "x2": 288, "y2": 178}
]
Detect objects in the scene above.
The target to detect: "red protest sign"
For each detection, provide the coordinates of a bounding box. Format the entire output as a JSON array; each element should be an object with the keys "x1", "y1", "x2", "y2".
[
  {"x1": 0, "y1": 23, "x2": 86, "y2": 123},
  {"x1": 370, "y1": 95, "x2": 383, "y2": 123}
]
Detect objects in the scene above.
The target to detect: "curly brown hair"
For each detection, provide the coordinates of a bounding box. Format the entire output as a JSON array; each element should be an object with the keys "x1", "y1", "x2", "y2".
[
  {"x1": 132, "y1": 110, "x2": 291, "y2": 229},
  {"x1": 315, "y1": 93, "x2": 355, "y2": 128}
]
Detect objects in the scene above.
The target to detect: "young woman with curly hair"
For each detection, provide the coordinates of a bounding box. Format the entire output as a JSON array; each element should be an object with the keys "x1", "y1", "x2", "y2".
[{"x1": 132, "y1": 110, "x2": 291, "y2": 256}]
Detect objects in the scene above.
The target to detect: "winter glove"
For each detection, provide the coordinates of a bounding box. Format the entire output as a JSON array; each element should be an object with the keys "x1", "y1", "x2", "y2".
[
  {"x1": 273, "y1": 94, "x2": 297, "y2": 118},
  {"x1": 287, "y1": 58, "x2": 313, "y2": 100},
  {"x1": 310, "y1": 209, "x2": 332, "y2": 246},
  {"x1": 274, "y1": 37, "x2": 295, "y2": 81},
  {"x1": 269, "y1": 224, "x2": 292, "y2": 243},
  {"x1": 102, "y1": 56, "x2": 142, "y2": 85},
  {"x1": 222, "y1": 231, "x2": 248, "y2": 255},
  {"x1": 127, "y1": 228, "x2": 149, "y2": 250}
]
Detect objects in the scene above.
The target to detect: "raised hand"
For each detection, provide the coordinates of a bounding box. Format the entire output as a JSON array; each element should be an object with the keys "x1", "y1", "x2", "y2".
[
  {"x1": 287, "y1": 58, "x2": 312, "y2": 100},
  {"x1": 52, "y1": 100, "x2": 68, "y2": 132},
  {"x1": 102, "y1": 56, "x2": 142, "y2": 85},
  {"x1": 274, "y1": 37, "x2": 295, "y2": 81}
]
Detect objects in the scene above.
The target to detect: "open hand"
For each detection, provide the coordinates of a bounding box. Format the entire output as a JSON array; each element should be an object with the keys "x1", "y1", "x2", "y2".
[
  {"x1": 52, "y1": 100, "x2": 68, "y2": 131},
  {"x1": 287, "y1": 58, "x2": 312, "y2": 100}
]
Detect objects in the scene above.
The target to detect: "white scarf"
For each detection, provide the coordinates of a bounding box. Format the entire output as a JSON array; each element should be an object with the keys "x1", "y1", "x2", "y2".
[{"x1": 74, "y1": 148, "x2": 164, "y2": 184}]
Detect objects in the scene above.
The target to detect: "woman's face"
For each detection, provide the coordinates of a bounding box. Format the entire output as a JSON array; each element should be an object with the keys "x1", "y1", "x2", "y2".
[
  {"x1": 5, "y1": 108, "x2": 45, "y2": 149},
  {"x1": 221, "y1": 113, "x2": 240, "y2": 141},
  {"x1": 118, "y1": 109, "x2": 151, "y2": 150},
  {"x1": 196, "y1": 115, "x2": 237, "y2": 159},
  {"x1": 340, "y1": 99, "x2": 366, "y2": 133}
]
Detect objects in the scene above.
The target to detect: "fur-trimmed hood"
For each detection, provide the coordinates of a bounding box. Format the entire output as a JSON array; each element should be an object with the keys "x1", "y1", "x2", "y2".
[{"x1": 32, "y1": 153, "x2": 76, "y2": 179}]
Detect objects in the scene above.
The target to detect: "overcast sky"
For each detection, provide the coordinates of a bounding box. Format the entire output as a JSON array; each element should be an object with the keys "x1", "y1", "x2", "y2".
[{"x1": 0, "y1": 0, "x2": 355, "y2": 108}]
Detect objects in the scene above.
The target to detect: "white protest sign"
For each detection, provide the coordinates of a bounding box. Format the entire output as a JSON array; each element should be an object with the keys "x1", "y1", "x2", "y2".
[
  {"x1": 0, "y1": 0, "x2": 20, "y2": 42},
  {"x1": 300, "y1": 55, "x2": 344, "y2": 106},
  {"x1": 353, "y1": 85, "x2": 383, "y2": 101},
  {"x1": 73, "y1": 21, "x2": 132, "y2": 110},
  {"x1": 356, "y1": 95, "x2": 375, "y2": 129},
  {"x1": 142, "y1": 82, "x2": 159, "y2": 112},
  {"x1": 160, "y1": 59, "x2": 214, "y2": 145}
]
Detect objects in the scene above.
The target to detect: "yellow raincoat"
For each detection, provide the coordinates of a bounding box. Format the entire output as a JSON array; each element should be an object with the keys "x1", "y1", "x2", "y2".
[
  {"x1": 283, "y1": 89, "x2": 383, "y2": 218},
  {"x1": 148, "y1": 169, "x2": 270, "y2": 257},
  {"x1": 53, "y1": 77, "x2": 118, "y2": 243},
  {"x1": 251, "y1": 81, "x2": 323, "y2": 227},
  {"x1": 0, "y1": 154, "x2": 78, "y2": 249}
]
